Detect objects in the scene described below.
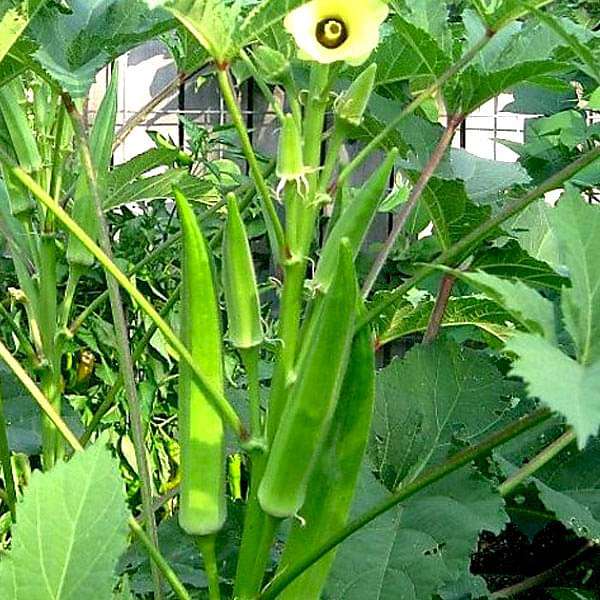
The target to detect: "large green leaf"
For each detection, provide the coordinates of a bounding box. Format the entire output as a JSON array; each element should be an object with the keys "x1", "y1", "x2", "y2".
[
  {"x1": 0, "y1": 440, "x2": 129, "y2": 599},
  {"x1": 419, "y1": 176, "x2": 491, "y2": 250},
  {"x1": 474, "y1": 239, "x2": 565, "y2": 291},
  {"x1": 370, "y1": 340, "x2": 515, "y2": 488},
  {"x1": 371, "y1": 17, "x2": 450, "y2": 87},
  {"x1": 239, "y1": 0, "x2": 303, "y2": 44},
  {"x1": 326, "y1": 467, "x2": 507, "y2": 600},
  {"x1": 506, "y1": 333, "x2": 600, "y2": 448},
  {"x1": 375, "y1": 294, "x2": 515, "y2": 347},
  {"x1": 0, "y1": 0, "x2": 45, "y2": 64},
  {"x1": 28, "y1": 0, "x2": 173, "y2": 96},
  {"x1": 453, "y1": 270, "x2": 556, "y2": 341},
  {"x1": 550, "y1": 190, "x2": 600, "y2": 366}
]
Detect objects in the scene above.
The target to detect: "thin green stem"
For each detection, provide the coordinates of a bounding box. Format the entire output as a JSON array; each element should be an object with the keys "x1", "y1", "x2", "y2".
[
  {"x1": 499, "y1": 429, "x2": 576, "y2": 497},
  {"x1": 64, "y1": 97, "x2": 164, "y2": 599},
  {"x1": 0, "y1": 152, "x2": 246, "y2": 438},
  {"x1": 259, "y1": 408, "x2": 553, "y2": 600},
  {"x1": 129, "y1": 518, "x2": 192, "y2": 600},
  {"x1": 240, "y1": 346, "x2": 262, "y2": 438},
  {"x1": 360, "y1": 144, "x2": 600, "y2": 328},
  {"x1": 197, "y1": 535, "x2": 221, "y2": 600},
  {"x1": 0, "y1": 387, "x2": 17, "y2": 521},
  {"x1": 337, "y1": 34, "x2": 493, "y2": 189},
  {"x1": 318, "y1": 123, "x2": 346, "y2": 194},
  {"x1": 216, "y1": 67, "x2": 285, "y2": 261},
  {"x1": 266, "y1": 262, "x2": 304, "y2": 442}
]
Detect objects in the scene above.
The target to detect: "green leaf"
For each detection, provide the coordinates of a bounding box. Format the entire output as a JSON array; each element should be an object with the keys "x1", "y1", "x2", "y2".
[
  {"x1": 550, "y1": 590, "x2": 598, "y2": 600},
  {"x1": 590, "y1": 87, "x2": 600, "y2": 111},
  {"x1": 327, "y1": 467, "x2": 507, "y2": 600},
  {"x1": 420, "y1": 177, "x2": 491, "y2": 250},
  {"x1": 105, "y1": 169, "x2": 213, "y2": 210},
  {"x1": 0, "y1": 0, "x2": 45, "y2": 64},
  {"x1": 0, "y1": 440, "x2": 129, "y2": 599},
  {"x1": 371, "y1": 17, "x2": 450, "y2": 88},
  {"x1": 506, "y1": 333, "x2": 600, "y2": 448},
  {"x1": 375, "y1": 294, "x2": 515, "y2": 347},
  {"x1": 508, "y1": 202, "x2": 561, "y2": 272},
  {"x1": 28, "y1": 0, "x2": 173, "y2": 96},
  {"x1": 239, "y1": 0, "x2": 303, "y2": 44},
  {"x1": 453, "y1": 269, "x2": 556, "y2": 341},
  {"x1": 370, "y1": 340, "x2": 515, "y2": 488},
  {"x1": 473, "y1": 239, "x2": 566, "y2": 290},
  {"x1": 447, "y1": 60, "x2": 565, "y2": 116},
  {"x1": 550, "y1": 190, "x2": 600, "y2": 365}
]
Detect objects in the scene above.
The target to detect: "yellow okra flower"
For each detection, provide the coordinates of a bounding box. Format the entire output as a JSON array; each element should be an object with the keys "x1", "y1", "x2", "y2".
[{"x1": 284, "y1": 0, "x2": 389, "y2": 66}]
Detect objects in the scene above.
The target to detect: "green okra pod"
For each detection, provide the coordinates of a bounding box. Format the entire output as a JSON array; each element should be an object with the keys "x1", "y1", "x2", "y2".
[
  {"x1": 0, "y1": 79, "x2": 42, "y2": 173},
  {"x1": 222, "y1": 192, "x2": 263, "y2": 349},
  {"x1": 276, "y1": 321, "x2": 376, "y2": 599},
  {"x1": 314, "y1": 148, "x2": 398, "y2": 290},
  {"x1": 67, "y1": 68, "x2": 118, "y2": 267},
  {"x1": 175, "y1": 187, "x2": 227, "y2": 536},
  {"x1": 258, "y1": 239, "x2": 358, "y2": 518}
]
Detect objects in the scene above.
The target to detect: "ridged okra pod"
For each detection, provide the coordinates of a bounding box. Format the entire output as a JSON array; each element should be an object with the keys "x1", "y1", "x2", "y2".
[
  {"x1": 67, "y1": 68, "x2": 118, "y2": 267},
  {"x1": 314, "y1": 148, "x2": 398, "y2": 290},
  {"x1": 276, "y1": 322, "x2": 376, "y2": 599},
  {"x1": 175, "y1": 187, "x2": 226, "y2": 536},
  {"x1": 222, "y1": 192, "x2": 263, "y2": 349},
  {"x1": 258, "y1": 239, "x2": 357, "y2": 518},
  {"x1": 0, "y1": 79, "x2": 42, "y2": 173}
]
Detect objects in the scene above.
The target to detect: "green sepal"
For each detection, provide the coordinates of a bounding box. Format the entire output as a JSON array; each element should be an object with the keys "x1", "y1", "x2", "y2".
[
  {"x1": 222, "y1": 192, "x2": 264, "y2": 349},
  {"x1": 276, "y1": 317, "x2": 376, "y2": 598},
  {"x1": 258, "y1": 239, "x2": 358, "y2": 519},
  {"x1": 314, "y1": 148, "x2": 398, "y2": 291},
  {"x1": 175, "y1": 186, "x2": 227, "y2": 536},
  {"x1": 335, "y1": 63, "x2": 377, "y2": 127},
  {"x1": 67, "y1": 67, "x2": 118, "y2": 267}
]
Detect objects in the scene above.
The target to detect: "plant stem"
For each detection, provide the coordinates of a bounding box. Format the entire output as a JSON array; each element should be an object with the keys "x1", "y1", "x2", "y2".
[
  {"x1": 265, "y1": 261, "x2": 304, "y2": 441},
  {"x1": 197, "y1": 535, "x2": 221, "y2": 600},
  {"x1": 259, "y1": 407, "x2": 553, "y2": 600},
  {"x1": 128, "y1": 518, "x2": 193, "y2": 600},
  {"x1": 422, "y1": 273, "x2": 458, "y2": 344},
  {"x1": 0, "y1": 151, "x2": 246, "y2": 438},
  {"x1": 64, "y1": 96, "x2": 164, "y2": 600},
  {"x1": 499, "y1": 429, "x2": 576, "y2": 497},
  {"x1": 0, "y1": 387, "x2": 17, "y2": 521},
  {"x1": 361, "y1": 114, "x2": 462, "y2": 298},
  {"x1": 337, "y1": 35, "x2": 492, "y2": 189},
  {"x1": 216, "y1": 67, "x2": 285, "y2": 261},
  {"x1": 240, "y1": 346, "x2": 262, "y2": 438},
  {"x1": 318, "y1": 123, "x2": 346, "y2": 194},
  {"x1": 0, "y1": 341, "x2": 192, "y2": 599},
  {"x1": 360, "y1": 144, "x2": 600, "y2": 328}
]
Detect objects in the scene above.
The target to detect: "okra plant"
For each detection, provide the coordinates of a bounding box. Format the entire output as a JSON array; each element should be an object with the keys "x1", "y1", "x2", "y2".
[{"x1": 1, "y1": 0, "x2": 600, "y2": 598}]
